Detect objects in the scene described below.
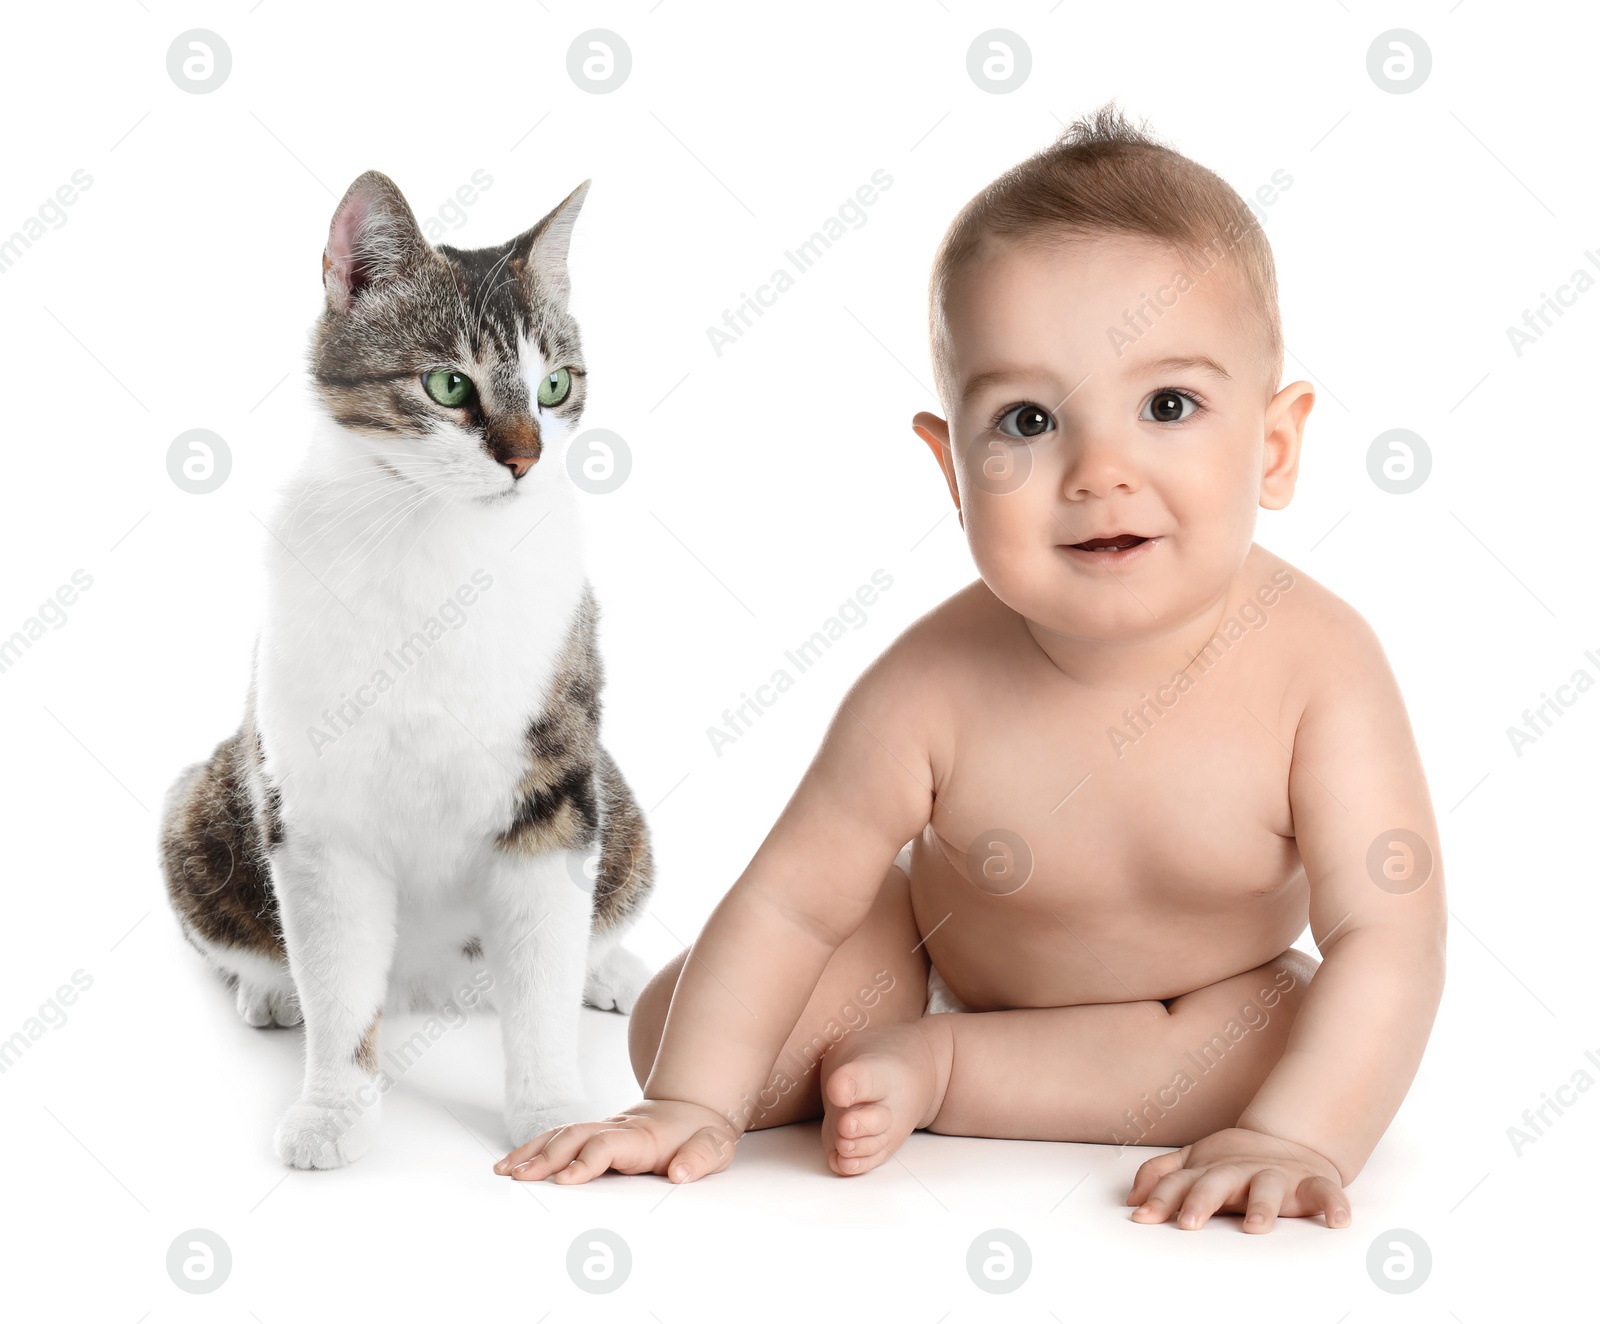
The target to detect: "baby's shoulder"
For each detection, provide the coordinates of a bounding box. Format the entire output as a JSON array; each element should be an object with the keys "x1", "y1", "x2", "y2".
[
  {"x1": 849, "y1": 579, "x2": 1003, "y2": 706},
  {"x1": 1247, "y1": 546, "x2": 1392, "y2": 688},
  {"x1": 825, "y1": 583, "x2": 996, "y2": 781},
  {"x1": 875, "y1": 577, "x2": 1007, "y2": 662}
]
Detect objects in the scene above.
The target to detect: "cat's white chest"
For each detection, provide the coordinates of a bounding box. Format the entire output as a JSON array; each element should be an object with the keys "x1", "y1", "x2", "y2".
[{"x1": 252, "y1": 464, "x2": 586, "y2": 889}]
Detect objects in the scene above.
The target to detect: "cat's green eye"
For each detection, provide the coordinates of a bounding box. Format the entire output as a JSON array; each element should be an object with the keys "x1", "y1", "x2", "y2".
[
  {"x1": 537, "y1": 367, "x2": 572, "y2": 408},
  {"x1": 422, "y1": 369, "x2": 475, "y2": 408}
]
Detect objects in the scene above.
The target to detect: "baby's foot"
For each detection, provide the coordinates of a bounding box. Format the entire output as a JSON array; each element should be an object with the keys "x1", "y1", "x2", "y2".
[{"x1": 819, "y1": 1018, "x2": 952, "y2": 1176}]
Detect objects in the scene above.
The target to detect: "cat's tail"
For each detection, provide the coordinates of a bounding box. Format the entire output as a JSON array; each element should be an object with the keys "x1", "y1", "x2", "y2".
[
  {"x1": 588, "y1": 744, "x2": 653, "y2": 933},
  {"x1": 159, "y1": 725, "x2": 301, "y2": 1028},
  {"x1": 580, "y1": 745, "x2": 655, "y2": 1013}
]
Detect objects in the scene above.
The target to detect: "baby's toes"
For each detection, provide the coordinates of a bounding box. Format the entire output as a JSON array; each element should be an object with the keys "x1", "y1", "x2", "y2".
[
  {"x1": 831, "y1": 1133, "x2": 893, "y2": 1175},
  {"x1": 834, "y1": 1101, "x2": 893, "y2": 1150},
  {"x1": 833, "y1": 1129, "x2": 889, "y2": 1164}
]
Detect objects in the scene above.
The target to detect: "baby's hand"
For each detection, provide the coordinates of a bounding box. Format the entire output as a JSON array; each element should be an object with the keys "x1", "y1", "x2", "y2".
[
  {"x1": 492, "y1": 1099, "x2": 740, "y2": 1185},
  {"x1": 1124, "y1": 1127, "x2": 1351, "y2": 1233}
]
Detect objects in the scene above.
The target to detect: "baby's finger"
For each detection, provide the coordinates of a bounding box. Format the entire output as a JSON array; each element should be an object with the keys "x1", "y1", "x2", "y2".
[
  {"x1": 1176, "y1": 1166, "x2": 1244, "y2": 1231},
  {"x1": 1125, "y1": 1147, "x2": 1189, "y2": 1206},
  {"x1": 498, "y1": 1123, "x2": 596, "y2": 1177},
  {"x1": 1131, "y1": 1167, "x2": 1202, "y2": 1223},
  {"x1": 1299, "y1": 1173, "x2": 1351, "y2": 1229},
  {"x1": 1243, "y1": 1169, "x2": 1291, "y2": 1234},
  {"x1": 666, "y1": 1126, "x2": 737, "y2": 1183},
  {"x1": 551, "y1": 1127, "x2": 655, "y2": 1184}
]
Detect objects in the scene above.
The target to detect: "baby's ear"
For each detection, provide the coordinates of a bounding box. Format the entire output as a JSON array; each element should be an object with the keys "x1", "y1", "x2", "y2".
[
  {"x1": 322, "y1": 171, "x2": 429, "y2": 312},
  {"x1": 1259, "y1": 380, "x2": 1314, "y2": 510},
  {"x1": 912, "y1": 411, "x2": 961, "y2": 514}
]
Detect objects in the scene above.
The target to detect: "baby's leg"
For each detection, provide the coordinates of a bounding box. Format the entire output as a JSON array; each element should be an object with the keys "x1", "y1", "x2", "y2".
[
  {"x1": 627, "y1": 857, "x2": 931, "y2": 1131},
  {"x1": 822, "y1": 949, "x2": 1317, "y2": 1174}
]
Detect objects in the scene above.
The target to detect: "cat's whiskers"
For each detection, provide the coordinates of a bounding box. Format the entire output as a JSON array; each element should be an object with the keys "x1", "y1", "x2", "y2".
[
  {"x1": 301, "y1": 456, "x2": 455, "y2": 540},
  {"x1": 287, "y1": 439, "x2": 505, "y2": 559},
  {"x1": 277, "y1": 482, "x2": 402, "y2": 558},
  {"x1": 324, "y1": 482, "x2": 439, "y2": 587},
  {"x1": 277, "y1": 452, "x2": 429, "y2": 537},
  {"x1": 286, "y1": 462, "x2": 448, "y2": 555},
  {"x1": 291, "y1": 485, "x2": 420, "y2": 561},
  {"x1": 287, "y1": 457, "x2": 420, "y2": 516},
  {"x1": 378, "y1": 483, "x2": 463, "y2": 583},
  {"x1": 331, "y1": 482, "x2": 445, "y2": 586}
]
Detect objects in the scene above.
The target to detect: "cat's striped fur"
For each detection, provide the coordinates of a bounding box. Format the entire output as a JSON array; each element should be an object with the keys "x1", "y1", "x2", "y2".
[{"x1": 159, "y1": 171, "x2": 654, "y2": 1168}]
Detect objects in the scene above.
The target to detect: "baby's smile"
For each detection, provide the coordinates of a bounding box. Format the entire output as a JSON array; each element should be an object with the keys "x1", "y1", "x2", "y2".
[{"x1": 1059, "y1": 531, "x2": 1159, "y2": 566}]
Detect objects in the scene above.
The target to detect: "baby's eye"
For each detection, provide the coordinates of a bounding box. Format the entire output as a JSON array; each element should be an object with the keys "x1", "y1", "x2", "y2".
[
  {"x1": 1140, "y1": 389, "x2": 1202, "y2": 424},
  {"x1": 995, "y1": 403, "x2": 1054, "y2": 439}
]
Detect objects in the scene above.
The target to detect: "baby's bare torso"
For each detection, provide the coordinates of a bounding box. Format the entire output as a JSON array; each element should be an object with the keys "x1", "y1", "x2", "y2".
[{"x1": 907, "y1": 546, "x2": 1320, "y2": 1010}]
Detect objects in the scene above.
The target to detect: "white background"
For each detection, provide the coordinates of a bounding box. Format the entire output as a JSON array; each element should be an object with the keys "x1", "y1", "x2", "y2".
[{"x1": 2, "y1": 1, "x2": 1596, "y2": 1318}]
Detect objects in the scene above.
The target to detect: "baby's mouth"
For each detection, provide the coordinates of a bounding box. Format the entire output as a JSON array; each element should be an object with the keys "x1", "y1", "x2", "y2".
[{"x1": 1068, "y1": 534, "x2": 1149, "y2": 552}]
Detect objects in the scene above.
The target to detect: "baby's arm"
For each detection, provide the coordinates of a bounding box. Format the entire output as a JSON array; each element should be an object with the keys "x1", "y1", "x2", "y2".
[
  {"x1": 496, "y1": 644, "x2": 938, "y2": 1183},
  {"x1": 1129, "y1": 608, "x2": 1447, "y2": 1231}
]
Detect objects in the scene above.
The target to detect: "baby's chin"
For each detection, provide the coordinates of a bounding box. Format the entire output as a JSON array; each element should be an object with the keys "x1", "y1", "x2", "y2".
[
  {"x1": 982, "y1": 575, "x2": 1158, "y2": 641},
  {"x1": 978, "y1": 537, "x2": 1256, "y2": 638},
  {"x1": 1023, "y1": 606, "x2": 1173, "y2": 645}
]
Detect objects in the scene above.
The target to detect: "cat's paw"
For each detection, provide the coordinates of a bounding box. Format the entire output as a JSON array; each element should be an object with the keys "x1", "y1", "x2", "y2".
[
  {"x1": 505, "y1": 1099, "x2": 588, "y2": 1149},
  {"x1": 236, "y1": 979, "x2": 302, "y2": 1028},
  {"x1": 274, "y1": 1096, "x2": 378, "y2": 1169},
  {"x1": 584, "y1": 945, "x2": 649, "y2": 1014}
]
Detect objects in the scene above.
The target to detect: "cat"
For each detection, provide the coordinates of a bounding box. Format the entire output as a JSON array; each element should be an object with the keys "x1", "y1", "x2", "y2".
[{"x1": 159, "y1": 170, "x2": 654, "y2": 1170}]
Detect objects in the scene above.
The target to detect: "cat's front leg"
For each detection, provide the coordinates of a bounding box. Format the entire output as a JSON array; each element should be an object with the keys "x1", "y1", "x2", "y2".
[
  {"x1": 480, "y1": 847, "x2": 593, "y2": 1146},
  {"x1": 269, "y1": 838, "x2": 398, "y2": 1169}
]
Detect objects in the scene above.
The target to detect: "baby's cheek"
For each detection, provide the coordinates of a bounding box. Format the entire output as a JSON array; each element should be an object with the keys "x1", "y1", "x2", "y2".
[
  {"x1": 967, "y1": 524, "x2": 1051, "y2": 616},
  {"x1": 960, "y1": 504, "x2": 1020, "y2": 574},
  {"x1": 962, "y1": 481, "x2": 1029, "y2": 541}
]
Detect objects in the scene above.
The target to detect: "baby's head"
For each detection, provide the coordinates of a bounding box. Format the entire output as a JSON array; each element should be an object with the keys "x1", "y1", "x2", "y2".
[{"x1": 914, "y1": 104, "x2": 1313, "y2": 641}]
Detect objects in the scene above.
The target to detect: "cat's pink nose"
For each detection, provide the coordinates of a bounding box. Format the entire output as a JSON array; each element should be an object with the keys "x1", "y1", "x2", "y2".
[{"x1": 489, "y1": 419, "x2": 542, "y2": 478}]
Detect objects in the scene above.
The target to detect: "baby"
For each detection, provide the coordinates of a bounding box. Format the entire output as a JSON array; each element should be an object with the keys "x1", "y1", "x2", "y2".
[{"x1": 494, "y1": 105, "x2": 1446, "y2": 1233}]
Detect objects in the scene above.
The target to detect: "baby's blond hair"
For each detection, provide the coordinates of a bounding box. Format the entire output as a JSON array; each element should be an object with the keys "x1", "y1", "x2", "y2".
[{"x1": 928, "y1": 102, "x2": 1284, "y2": 409}]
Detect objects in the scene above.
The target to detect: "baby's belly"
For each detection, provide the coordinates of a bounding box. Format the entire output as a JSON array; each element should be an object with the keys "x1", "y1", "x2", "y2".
[{"x1": 906, "y1": 832, "x2": 1310, "y2": 1010}]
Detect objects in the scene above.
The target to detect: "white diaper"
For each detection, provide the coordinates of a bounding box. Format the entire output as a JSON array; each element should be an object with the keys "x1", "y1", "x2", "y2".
[
  {"x1": 924, "y1": 963, "x2": 969, "y2": 1015},
  {"x1": 894, "y1": 841, "x2": 970, "y2": 1016}
]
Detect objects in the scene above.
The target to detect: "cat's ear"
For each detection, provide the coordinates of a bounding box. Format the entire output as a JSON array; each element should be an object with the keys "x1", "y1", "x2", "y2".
[
  {"x1": 322, "y1": 171, "x2": 430, "y2": 312},
  {"x1": 507, "y1": 180, "x2": 590, "y2": 306}
]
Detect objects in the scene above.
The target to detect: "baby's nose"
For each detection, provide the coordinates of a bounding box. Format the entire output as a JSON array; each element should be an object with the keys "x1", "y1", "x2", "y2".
[{"x1": 1062, "y1": 437, "x2": 1138, "y2": 497}]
